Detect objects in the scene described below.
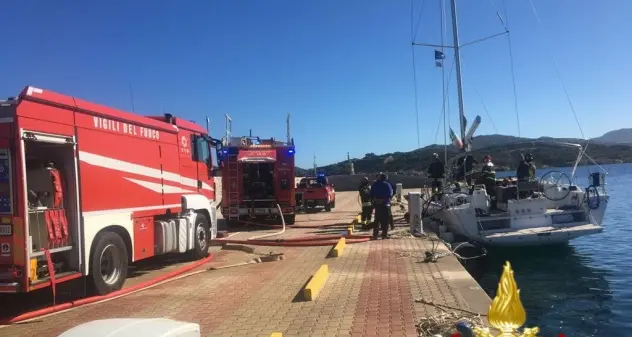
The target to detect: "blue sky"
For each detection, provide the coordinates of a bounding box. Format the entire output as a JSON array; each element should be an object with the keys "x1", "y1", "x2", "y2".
[{"x1": 1, "y1": 0, "x2": 630, "y2": 168}]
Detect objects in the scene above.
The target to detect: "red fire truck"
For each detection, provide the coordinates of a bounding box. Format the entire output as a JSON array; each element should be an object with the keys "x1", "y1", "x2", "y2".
[
  {"x1": 0, "y1": 86, "x2": 219, "y2": 295},
  {"x1": 216, "y1": 116, "x2": 296, "y2": 225}
]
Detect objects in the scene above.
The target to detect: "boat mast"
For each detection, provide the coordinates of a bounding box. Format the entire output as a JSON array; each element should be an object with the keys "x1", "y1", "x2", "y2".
[{"x1": 449, "y1": 0, "x2": 467, "y2": 151}]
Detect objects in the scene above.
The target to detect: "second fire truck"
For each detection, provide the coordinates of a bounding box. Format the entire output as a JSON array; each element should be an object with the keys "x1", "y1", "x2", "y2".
[{"x1": 216, "y1": 115, "x2": 297, "y2": 225}]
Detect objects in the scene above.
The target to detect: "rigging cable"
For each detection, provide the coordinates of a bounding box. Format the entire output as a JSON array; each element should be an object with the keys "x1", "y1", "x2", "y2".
[
  {"x1": 475, "y1": 89, "x2": 499, "y2": 134},
  {"x1": 410, "y1": 0, "x2": 427, "y2": 150},
  {"x1": 434, "y1": 58, "x2": 455, "y2": 144},
  {"x1": 440, "y1": 0, "x2": 448, "y2": 164},
  {"x1": 527, "y1": 0, "x2": 586, "y2": 142},
  {"x1": 499, "y1": 0, "x2": 522, "y2": 137}
]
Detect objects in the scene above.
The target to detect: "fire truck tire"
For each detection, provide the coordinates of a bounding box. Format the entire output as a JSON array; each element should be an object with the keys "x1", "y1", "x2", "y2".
[
  {"x1": 284, "y1": 214, "x2": 296, "y2": 225},
  {"x1": 90, "y1": 231, "x2": 129, "y2": 295},
  {"x1": 189, "y1": 212, "x2": 210, "y2": 260}
]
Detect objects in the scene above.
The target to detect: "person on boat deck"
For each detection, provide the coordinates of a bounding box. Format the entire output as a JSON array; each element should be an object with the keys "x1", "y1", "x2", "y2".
[
  {"x1": 516, "y1": 153, "x2": 537, "y2": 182},
  {"x1": 455, "y1": 154, "x2": 477, "y2": 185},
  {"x1": 358, "y1": 177, "x2": 373, "y2": 229},
  {"x1": 516, "y1": 153, "x2": 537, "y2": 199},
  {"x1": 480, "y1": 155, "x2": 497, "y2": 198},
  {"x1": 370, "y1": 173, "x2": 393, "y2": 240},
  {"x1": 428, "y1": 153, "x2": 445, "y2": 194}
]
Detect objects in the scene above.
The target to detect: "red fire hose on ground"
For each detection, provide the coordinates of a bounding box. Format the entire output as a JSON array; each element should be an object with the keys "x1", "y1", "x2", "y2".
[
  {"x1": 0, "y1": 254, "x2": 214, "y2": 325},
  {"x1": 213, "y1": 234, "x2": 372, "y2": 247}
]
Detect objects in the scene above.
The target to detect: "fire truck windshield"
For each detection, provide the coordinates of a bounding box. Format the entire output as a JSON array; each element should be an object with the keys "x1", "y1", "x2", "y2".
[{"x1": 0, "y1": 150, "x2": 11, "y2": 213}]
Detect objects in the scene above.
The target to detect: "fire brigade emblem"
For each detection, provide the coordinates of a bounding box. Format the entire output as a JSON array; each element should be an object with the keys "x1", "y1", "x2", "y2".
[{"x1": 181, "y1": 136, "x2": 188, "y2": 148}]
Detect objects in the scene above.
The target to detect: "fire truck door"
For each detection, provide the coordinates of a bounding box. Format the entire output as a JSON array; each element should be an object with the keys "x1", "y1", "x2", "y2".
[
  {"x1": 193, "y1": 135, "x2": 214, "y2": 201},
  {"x1": 177, "y1": 132, "x2": 197, "y2": 196}
]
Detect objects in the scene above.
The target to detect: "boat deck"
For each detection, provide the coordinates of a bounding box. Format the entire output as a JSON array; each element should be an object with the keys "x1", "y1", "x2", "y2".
[{"x1": 482, "y1": 223, "x2": 603, "y2": 245}]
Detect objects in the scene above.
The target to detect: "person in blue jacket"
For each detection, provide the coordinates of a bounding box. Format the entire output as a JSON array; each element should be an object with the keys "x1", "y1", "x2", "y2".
[{"x1": 370, "y1": 173, "x2": 393, "y2": 239}]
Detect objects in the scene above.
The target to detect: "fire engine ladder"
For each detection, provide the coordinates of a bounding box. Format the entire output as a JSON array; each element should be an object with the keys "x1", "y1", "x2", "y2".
[
  {"x1": 224, "y1": 114, "x2": 240, "y2": 221},
  {"x1": 226, "y1": 156, "x2": 240, "y2": 221}
]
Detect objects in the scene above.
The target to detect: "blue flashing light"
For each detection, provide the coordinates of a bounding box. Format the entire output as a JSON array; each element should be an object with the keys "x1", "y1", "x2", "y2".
[{"x1": 288, "y1": 148, "x2": 295, "y2": 155}]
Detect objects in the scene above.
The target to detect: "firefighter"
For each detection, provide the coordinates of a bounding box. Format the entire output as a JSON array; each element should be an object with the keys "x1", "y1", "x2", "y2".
[
  {"x1": 454, "y1": 154, "x2": 477, "y2": 185},
  {"x1": 428, "y1": 153, "x2": 445, "y2": 194},
  {"x1": 516, "y1": 153, "x2": 536, "y2": 182},
  {"x1": 358, "y1": 177, "x2": 373, "y2": 229},
  {"x1": 480, "y1": 155, "x2": 497, "y2": 197},
  {"x1": 516, "y1": 153, "x2": 537, "y2": 199},
  {"x1": 370, "y1": 173, "x2": 393, "y2": 239}
]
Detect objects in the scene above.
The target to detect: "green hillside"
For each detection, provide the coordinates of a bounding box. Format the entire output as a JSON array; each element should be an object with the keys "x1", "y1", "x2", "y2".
[{"x1": 300, "y1": 134, "x2": 632, "y2": 176}]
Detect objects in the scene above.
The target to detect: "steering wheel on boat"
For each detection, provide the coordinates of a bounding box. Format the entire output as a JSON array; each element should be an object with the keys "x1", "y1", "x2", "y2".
[{"x1": 539, "y1": 170, "x2": 572, "y2": 201}]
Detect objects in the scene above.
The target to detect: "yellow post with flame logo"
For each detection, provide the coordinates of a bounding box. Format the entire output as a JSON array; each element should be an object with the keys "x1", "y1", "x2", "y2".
[{"x1": 474, "y1": 261, "x2": 541, "y2": 337}]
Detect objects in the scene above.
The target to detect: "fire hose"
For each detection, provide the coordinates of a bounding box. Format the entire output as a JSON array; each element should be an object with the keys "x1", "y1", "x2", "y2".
[
  {"x1": 216, "y1": 204, "x2": 372, "y2": 245},
  {"x1": 0, "y1": 254, "x2": 214, "y2": 325}
]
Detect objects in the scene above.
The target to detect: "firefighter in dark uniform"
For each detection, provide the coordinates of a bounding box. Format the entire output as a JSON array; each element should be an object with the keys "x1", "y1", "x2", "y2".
[
  {"x1": 370, "y1": 173, "x2": 393, "y2": 240},
  {"x1": 455, "y1": 154, "x2": 477, "y2": 185},
  {"x1": 516, "y1": 153, "x2": 537, "y2": 199},
  {"x1": 358, "y1": 177, "x2": 373, "y2": 229},
  {"x1": 516, "y1": 153, "x2": 536, "y2": 182},
  {"x1": 428, "y1": 153, "x2": 445, "y2": 194},
  {"x1": 480, "y1": 155, "x2": 497, "y2": 197}
]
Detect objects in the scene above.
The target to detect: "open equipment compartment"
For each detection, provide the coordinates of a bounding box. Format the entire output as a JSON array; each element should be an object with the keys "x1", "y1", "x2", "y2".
[
  {"x1": 23, "y1": 131, "x2": 81, "y2": 282},
  {"x1": 242, "y1": 162, "x2": 275, "y2": 201}
]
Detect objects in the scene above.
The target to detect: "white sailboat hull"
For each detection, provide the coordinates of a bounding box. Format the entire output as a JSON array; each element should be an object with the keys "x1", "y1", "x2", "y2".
[{"x1": 431, "y1": 189, "x2": 608, "y2": 247}]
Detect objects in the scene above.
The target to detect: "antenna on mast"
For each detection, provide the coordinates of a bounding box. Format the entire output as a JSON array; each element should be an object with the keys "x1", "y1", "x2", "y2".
[
  {"x1": 286, "y1": 112, "x2": 291, "y2": 144},
  {"x1": 129, "y1": 83, "x2": 136, "y2": 113},
  {"x1": 224, "y1": 114, "x2": 232, "y2": 144},
  {"x1": 205, "y1": 116, "x2": 210, "y2": 135}
]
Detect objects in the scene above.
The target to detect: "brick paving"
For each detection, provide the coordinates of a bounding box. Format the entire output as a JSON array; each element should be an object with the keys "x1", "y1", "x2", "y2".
[{"x1": 0, "y1": 192, "x2": 491, "y2": 337}]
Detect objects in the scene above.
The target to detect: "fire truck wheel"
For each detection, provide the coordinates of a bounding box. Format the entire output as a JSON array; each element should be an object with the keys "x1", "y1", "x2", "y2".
[
  {"x1": 90, "y1": 231, "x2": 129, "y2": 295},
  {"x1": 190, "y1": 213, "x2": 210, "y2": 260},
  {"x1": 324, "y1": 202, "x2": 332, "y2": 212},
  {"x1": 284, "y1": 214, "x2": 296, "y2": 225}
]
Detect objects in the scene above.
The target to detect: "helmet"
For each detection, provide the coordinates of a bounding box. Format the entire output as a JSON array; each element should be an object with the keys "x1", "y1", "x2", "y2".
[
  {"x1": 525, "y1": 153, "x2": 534, "y2": 162},
  {"x1": 380, "y1": 173, "x2": 388, "y2": 181},
  {"x1": 361, "y1": 177, "x2": 369, "y2": 184},
  {"x1": 483, "y1": 155, "x2": 491, "y2": 162},
  {"x1": 433, "y1": 152, "x2": 439, "y2": 158}
]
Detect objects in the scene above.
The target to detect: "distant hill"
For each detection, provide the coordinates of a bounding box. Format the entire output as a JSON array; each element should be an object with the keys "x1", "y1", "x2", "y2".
[
  {"x1": 297, "y1": 132, "x2": 632, "y2": 176},
  {"x1": 591, "y1": 128, "x2": 632, "y2": 144}
]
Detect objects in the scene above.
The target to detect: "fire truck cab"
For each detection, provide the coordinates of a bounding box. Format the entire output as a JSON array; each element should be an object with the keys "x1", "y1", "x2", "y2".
[
  {"x1": 216, "y1": 119, "x2": 296, "y2": 225},
  {"x1": 0, "y1": 86, "x2": 218, "y2": 295}
]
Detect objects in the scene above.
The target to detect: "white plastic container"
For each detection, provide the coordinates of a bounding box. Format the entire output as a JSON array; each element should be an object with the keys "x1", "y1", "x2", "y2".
[
  {"x1": 408, "y1": 192, "x2": 423, "y2": 235},
  {"x1": 58, "y1": 318, "x2": 201, "y2": 337}
]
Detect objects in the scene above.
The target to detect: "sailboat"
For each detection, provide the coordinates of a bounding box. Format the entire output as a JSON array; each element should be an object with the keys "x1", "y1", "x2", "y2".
[{"x1": 414, "y1": 0, "x2": 610, "y2": 247}]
